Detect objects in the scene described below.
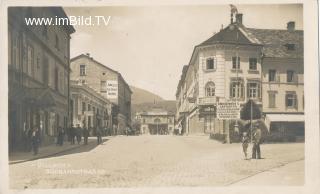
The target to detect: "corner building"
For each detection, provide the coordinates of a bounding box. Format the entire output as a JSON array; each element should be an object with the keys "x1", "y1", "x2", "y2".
[
  {"x1": 70, "y1": 54, "x2": 132, "y2": 135},
  {"x1": 175, "y1": 13, "x2": 304, "y2": 138}
]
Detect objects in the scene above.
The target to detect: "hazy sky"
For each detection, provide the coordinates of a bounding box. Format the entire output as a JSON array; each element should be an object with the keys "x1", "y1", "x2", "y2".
[{"x1": 65, "y1": 4, "x2": 302, "y2": 100}]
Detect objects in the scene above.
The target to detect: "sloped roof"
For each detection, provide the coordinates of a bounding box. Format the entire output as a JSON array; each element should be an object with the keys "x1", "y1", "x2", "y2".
[
  {"x1": 243, "y1": 28, "x2": 303, "y2": 58},
  {"x1": 199, "y1": 23, "x2": 303, "y2": 58}
]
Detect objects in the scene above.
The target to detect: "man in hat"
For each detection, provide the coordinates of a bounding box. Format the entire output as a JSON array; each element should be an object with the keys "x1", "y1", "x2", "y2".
[{"x1": 252, "y1": 123, "x2": 262, "y2": 159}]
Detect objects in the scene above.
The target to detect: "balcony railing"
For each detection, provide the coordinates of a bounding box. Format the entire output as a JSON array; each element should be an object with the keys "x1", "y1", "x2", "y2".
[{"x1": 198, "y1": 96, "x2": 217, "y2": 105}]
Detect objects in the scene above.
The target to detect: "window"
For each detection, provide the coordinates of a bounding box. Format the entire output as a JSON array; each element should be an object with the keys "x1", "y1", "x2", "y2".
[
  {"x1": 42, "y1": 25, "x2": 48, "y2": 38},
  {"x1": 232, "y1": 56, "x2": 240, "y2": 69},
  {"x1": 100, "y1": 81, "x2": 107, "y2": 93},
  {"x1": 88, "y1": 104, "x2": 91, "y2": 111},
  {"x1": 230, "y1": 80, "x2": 244, "y2": 98},
  {"x1": 27, "y1": 45, "x2": 34, "y2": 76},
  {"x1": 247, "y1": 82, "x2": 260, "y2": 99},
  {"x1": 205, "y1": 82, "x2": 215, "y2": 97},
  {"x1": 269, "y1": 69, "x2": 276, "y2": 82},
  {"x1": 249, "y1": 58, "x2": 257, "y2": 70},
  {"x1": 268, "y1": 91, "x2": 276, "y2": 108},
  {"x1": 55, "y1": 34, "x2": 59, "y2": 50},
  {"x1": 287, "y1": 70, "x2": 294, "y2": 82},
  {"x1": 11, "y1": 33, "x2": 19, "y2": 69},
  {"x1": 80, "y1": 64, "x2": 86, "y2": 76},
  {"x1": 286, "y1": 92, "x2": 297, "y2": 108},
  {"x1": 43, "y1": 56, "x2": 49, "y2": 85},
  {"x1": 54, "y1": 67, "x2": 59, "y2": 90},
  {"x1": 285, "y1": 44, "x2": 295, "y2": 51},
  {"x1": 82, "y1": 102, "x2": 86, "y2": 113},
  {"x1": 206, "y1": 58, "x2": 215, "y2": 70}
]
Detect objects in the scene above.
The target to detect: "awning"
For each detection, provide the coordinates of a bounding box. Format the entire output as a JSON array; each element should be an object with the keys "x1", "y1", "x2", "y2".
[{"x1": 265, "y1": 114, "x2": 305, "y2": 131}]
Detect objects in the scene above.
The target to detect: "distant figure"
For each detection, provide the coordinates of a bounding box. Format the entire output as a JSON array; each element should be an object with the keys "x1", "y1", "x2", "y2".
[
  {"x1": 241, "y1": 132, "x2": 250, "y2": 160},
  {"x1": 70, "y1": 125, "x2": 75, "y2": 145},
  {"x1": 57, "y1": 126, "x2": 65, "y2": 146},
  {"x1": 31, "y1": 127, "x2": 40, "y2": 155},
  {"x1": 83, "y1": 127, "x2": 89, "y2": 145},
  {"x1": 96, "y1": 127, "x2": 102, "y2": 144},
  {"x1": 252, "y1": 124, "x2": 262, "y2": 159},
  {"x1": 76, "y1": 125, "x2": 82, "y2": 144}
]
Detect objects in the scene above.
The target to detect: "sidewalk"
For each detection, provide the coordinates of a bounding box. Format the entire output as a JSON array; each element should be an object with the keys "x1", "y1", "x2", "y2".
[{"x1": 9, "y1": 138, "x2": 96, "y2": 165}]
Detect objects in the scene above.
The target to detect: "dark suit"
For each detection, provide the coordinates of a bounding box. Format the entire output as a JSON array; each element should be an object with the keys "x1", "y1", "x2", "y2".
[
  {"x1": 31, "y1": 130, "x2": 40, "y2": 155},
  {"x1": 252, "y1": 128, "x2": 262, "y2": 159}
]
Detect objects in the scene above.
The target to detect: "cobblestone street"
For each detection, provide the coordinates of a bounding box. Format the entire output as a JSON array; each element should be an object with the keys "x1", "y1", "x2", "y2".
[{"x1": 10, "y1": 135, "x2": 304, "y2": 189}]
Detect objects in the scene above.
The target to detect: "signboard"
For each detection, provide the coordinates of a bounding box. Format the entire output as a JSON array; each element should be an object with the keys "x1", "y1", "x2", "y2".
[
  {"x1": 106, "y1": 80, "x2": 118, "y2": 99},
  {"x1": 217, "y1": 102, "x2": 240, "y2": 120}
]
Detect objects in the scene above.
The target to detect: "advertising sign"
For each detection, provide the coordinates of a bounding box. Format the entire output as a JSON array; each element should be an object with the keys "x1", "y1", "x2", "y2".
[
  {"x1": 106, "y1": 80, "x2": 118, "y2": 99},
  {"x1": 217, "y1": 102, "x2": 240, "y2": 120}
]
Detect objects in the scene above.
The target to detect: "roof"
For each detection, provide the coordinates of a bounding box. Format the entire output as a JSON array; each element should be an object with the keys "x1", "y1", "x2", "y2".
[
  {"x1": 71, "y1": 54, "x2": 132, "y2": 94},
  {"x1": 199, "y1": 23, "x2": 303, "y2": 58},
  {"x1": 175, "y1": 65, "x2": 189, "y2": 97},
  {"x1": 243, "y1": 28, "x2": 303, "y2": 58}
]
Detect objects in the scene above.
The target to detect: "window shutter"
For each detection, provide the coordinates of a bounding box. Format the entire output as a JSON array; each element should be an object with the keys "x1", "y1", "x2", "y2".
[
  {"x1": 295, "y1": 94, "x2": 298, "y2": 109},
  {"x1": 247, "y1": 83, "x2": 250, "y2": 98}
]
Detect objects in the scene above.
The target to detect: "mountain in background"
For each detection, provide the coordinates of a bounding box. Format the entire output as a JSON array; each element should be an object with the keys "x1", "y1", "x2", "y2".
[
  {"x1": 130, "y1": 86, "x2": 176, "y2": 119},
  {"x1": 130, "y1": 85, "x2": 164, "y2": 104}
]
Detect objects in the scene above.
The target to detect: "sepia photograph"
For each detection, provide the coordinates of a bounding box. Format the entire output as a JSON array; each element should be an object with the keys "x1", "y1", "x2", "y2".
[{"x1": 1, "y1": 1, "x2": 319, "y2": 193}]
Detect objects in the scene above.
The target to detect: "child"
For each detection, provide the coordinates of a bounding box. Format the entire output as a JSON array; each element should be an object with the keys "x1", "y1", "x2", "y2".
[{"x1": 242, "y1": 132, "x2": 250, "y2": 160}]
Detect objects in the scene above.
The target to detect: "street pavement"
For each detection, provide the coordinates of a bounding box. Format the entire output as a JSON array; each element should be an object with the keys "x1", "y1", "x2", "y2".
[{"x1": 9, "y1": 135, "x2": 304, "y2": 189}]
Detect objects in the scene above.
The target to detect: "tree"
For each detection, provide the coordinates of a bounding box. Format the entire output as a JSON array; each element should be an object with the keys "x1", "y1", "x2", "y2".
[{"x1": 240, "y1": 99, "x2": 261, "y2": 121}]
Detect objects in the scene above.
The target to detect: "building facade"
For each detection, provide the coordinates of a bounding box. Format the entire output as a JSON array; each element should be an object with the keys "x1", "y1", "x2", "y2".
[
  {"x1": 175, "y1": 13, "x2": 304, "y2": 138},
  {"x1": 8, "y1": 7, "x2": 75, "y2": 150},
  {"x1": 70, "y1": 80, "x2": 113, "y2": 134},
  {"x1": 70, "y1": 54, "x2": 132, "y2": 135},
  {"x1": 139, "y1": 108, "x2": 175, "y2": 135}
]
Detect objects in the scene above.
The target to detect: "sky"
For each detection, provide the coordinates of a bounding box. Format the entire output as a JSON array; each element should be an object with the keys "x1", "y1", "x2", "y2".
[{"x1": 65, "y1": 4, "x2": 303, "y2": 100}]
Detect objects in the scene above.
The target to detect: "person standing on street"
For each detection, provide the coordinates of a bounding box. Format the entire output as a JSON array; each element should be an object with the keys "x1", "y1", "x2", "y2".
[
  {"x1": 76, "y1": 125, "x2": 82, "y2": 144},
  {"x1": 31, "y1": 127, "x2": 41, "y2": 155},
  {"x1": 252, "y1": 124, "x2": 262, "y2": 159},
  {"x1": 96, "y1": 127, "x2": 102, "y2": 144},
  {"x1": 70, "y1": 124, "x2": 75, "y2": 145},
  {"x1": 83, "y1": 127, "x2": 89, "y2": 145},
  {"x1": 241, "y1": 132, "x2": 250, "y2": 160}
]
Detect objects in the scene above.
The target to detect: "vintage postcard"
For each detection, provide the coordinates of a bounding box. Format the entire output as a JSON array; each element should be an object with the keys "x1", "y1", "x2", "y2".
[{"x1": 0, "y1": 0, "x2": 319, "y2": 194}]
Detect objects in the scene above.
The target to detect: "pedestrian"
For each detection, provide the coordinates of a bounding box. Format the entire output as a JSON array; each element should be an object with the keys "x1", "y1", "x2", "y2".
[
  {"x1": 70, "y1": 124, "x2": 75, "y2": 145},
  {"x1": 96, "y1": 127, "x2": 102, "y2": 144},
  {"x1": 57, "y1": 127, "x2": 65, "y2": 146},
  {"x1": 252, "y1": 124, "x2": 262, "y2": 159},
  {"x1": 31, "y1": 127, "x2": 40, "y2": 155},
  {"x1": 241, "y1": 132, "x2": 250, "y2": 160},
  {"x1": 76, "y1": 125, "x2": 82, "y2": 144},
  {"x1": 83, "y1": 127, "x2": 89, "y2": 145}
]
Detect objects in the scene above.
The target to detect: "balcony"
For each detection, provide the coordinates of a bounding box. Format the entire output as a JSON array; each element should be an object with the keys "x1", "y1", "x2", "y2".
[{"x1": 198, "y1": 96, "x2": 217, "y2": 105}]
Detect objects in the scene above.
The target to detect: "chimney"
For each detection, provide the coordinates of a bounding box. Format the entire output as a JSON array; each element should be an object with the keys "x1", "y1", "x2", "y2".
[
  {"x1": 236, "y1": 13, "x2": 243, "y2": 24},
  {"x1": 287, "y1": 21, "x2": 295, "y2": 31},
  {"x1": 86, "y1": 53, "x2": 90, "y2": 57}
]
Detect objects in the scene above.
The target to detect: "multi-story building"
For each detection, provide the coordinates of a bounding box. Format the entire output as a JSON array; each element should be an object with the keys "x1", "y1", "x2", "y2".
[
  {"x1": 175, "y1": 12, "x2": 304, "y2": 138},
  {"x1": 70, "y1": 80, "x2": 113, "y2": 134},
  {"x1": 139, "y1": 108, "x2": 175, "y2": 135},
  {"x1": 8, "y1": 7, "x2": 75, "y2": 150},
  {"x1": 70, "y1": 54, "x2": 132, "y2": 135}
]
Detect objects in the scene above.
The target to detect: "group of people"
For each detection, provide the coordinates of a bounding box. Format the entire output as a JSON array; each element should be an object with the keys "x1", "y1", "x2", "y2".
[
  {"x1": 22, "y1": 124, "x2": 107, "y2": 155},
  {"x1": 23, "y1": 127, "x2": 41, "y2": 155},
  {"x1": 67, "y1": 125, "x2": 103, "y2": 145},
  {"x1": 241, "y1": 124, "x2": 262, "y2": 160}
]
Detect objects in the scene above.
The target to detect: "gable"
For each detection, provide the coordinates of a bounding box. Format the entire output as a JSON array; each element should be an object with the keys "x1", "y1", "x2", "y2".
[{"x1": 200, "y1": 25, "x2": 257, "y2": 46}]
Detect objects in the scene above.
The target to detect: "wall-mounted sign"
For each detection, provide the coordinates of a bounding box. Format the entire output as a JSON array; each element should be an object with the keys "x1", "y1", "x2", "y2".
[
  {"x1": 217, "y1": 102, "x2": 240, "y2": 120},
  {"x1": 106, "y1": 80, "x2": 118, "y2": 99}
]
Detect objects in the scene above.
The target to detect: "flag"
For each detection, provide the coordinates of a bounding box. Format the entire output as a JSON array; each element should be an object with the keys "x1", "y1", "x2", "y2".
[{"x1": 230, "y1": 4, "x2": 238, "y2": 14}]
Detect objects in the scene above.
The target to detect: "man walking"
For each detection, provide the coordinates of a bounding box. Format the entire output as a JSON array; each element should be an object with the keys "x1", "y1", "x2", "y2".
[
  {"x1": 96, "y1": 127, "x2": 102, "y2": 144},
  {"x1": 76, "y1": 125, "x2": 82, "y2": 144},
  {"x1": 83, "y1": 127, "x2": 89, "y2": 145},
  {"x1": 252, "y1": 124, "x2": 262, "y2": 159},
  {"x1": 70, "y1": 124, "x2": 75, "y2": 145}
]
